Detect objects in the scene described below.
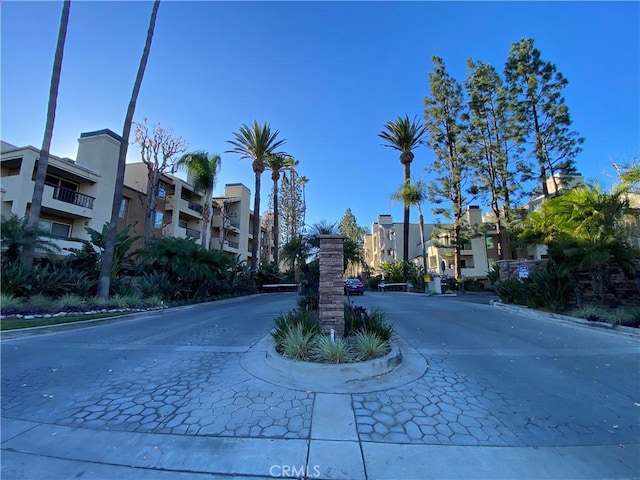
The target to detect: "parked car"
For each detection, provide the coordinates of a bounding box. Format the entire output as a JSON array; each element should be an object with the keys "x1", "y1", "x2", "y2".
[{"x1": 344, "y1": 278, "x2": 364, "y2": 295}]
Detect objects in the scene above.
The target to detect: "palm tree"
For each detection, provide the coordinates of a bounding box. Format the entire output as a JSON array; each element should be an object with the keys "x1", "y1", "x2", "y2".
[
  {"x1": 520, "y1": 184, "x2": 638, "y2": 306},
  {"x1": 226, "y1": 121, "x2": 287, "y2": 272},
  {"x1": 391, "y1": 179, "x2": 429, "y2": 275},
  {"x1": 176, "y1": 151, "x2": 221, "y2": 249},
  {"x1": 22, "y1": 0, "x2": 71, "y2": 268},
  {"x1": 264, "y1": 153, "x2": 294, "y2": 268},
  {"x1": 2, "y1": 215, "x2": 60, "y2": 265},
  {"x1": 97, "y1": 0, "x2": 161, "y2": 298},
  {"x1": 378, "y1": 115, "x2": 427, "y2": 279}
]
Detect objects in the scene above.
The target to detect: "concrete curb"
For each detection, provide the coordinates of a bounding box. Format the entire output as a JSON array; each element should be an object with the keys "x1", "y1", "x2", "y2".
[
  {"x1": 491, "y1": 301, "x2": 640, "y2": 338},
  {"x1": 241, "y1": 334, "x2": 429, "y2": 394}
]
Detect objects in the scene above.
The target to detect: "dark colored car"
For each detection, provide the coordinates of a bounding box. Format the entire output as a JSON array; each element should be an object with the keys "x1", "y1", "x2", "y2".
[{"x1": 344, "y1": 278, "x2": 364, "y2": 295}]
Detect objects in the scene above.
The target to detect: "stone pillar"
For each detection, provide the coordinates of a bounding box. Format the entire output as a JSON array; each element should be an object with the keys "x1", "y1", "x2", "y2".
[{"x1": 318, "y1": 235, "x2": 345, "y2": 337}]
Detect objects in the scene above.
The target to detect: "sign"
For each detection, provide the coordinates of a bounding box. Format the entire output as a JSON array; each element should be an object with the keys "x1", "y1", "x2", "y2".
[{"x1": 518, "y1": 264, "x2": 529, "y2": 279}]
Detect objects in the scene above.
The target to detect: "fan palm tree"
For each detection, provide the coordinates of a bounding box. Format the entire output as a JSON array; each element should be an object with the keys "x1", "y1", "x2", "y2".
[
  {"x1": 391, "y1": 179, "x2": 429, "y2": 275},
  {"x1": 22, "y1": 0, "x2": 70, "y2": 268},
  {"x1": 378, "y1": 115, "x2": 427, "y2": 279},
  {"x1": 97, "y1": 0, "x2": 161, "y2": 298},
  {"x1": 265, "y1": 153, "x2": 294, "y2": 267},
  {"x1": 176, "y1": 151, "x2": 221, "y2": 249},
  {"x1": 226, "y1": 121, "x2": 287, "y2": 272}
]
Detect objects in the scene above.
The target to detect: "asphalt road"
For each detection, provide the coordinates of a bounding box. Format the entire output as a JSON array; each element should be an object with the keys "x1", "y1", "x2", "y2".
[
  {"x1": 2, "y1": 292, "x2": 639, "y2": 479},
  {"x1": 353, "y1": 292, "x2": 640, "y2": 448}
]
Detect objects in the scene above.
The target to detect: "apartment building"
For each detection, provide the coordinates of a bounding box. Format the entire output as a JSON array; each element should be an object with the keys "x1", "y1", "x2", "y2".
[
  {"x1": 1, "y1": 130, "x2": 121, "y2": 254},
  {"x1": 364, "y1": 214, "x2": 434, "y2": 273},
  {"x1": 124, "y1": 162, "x2": 207, "y2": 246},
  {"x1": 364, "y1": 208, "x2": 494, "y2": 280},
  {"x1": 2, "y1": 130, "x2": 260, "y2": 263},
  {"x1": 211, "y1": 183, "x2": 257, "y2": 264}
]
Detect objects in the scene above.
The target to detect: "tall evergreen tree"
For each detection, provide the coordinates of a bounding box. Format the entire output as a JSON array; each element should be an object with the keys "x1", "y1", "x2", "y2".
[
  {"x1": 280, "y1": 167, "x2": 305, "y2": 243},
  {"x1": 23, "y1": 0, "x2": 70, "y2": 268},
  {"x1": 98, "y1": 0, "x2": 160, "y2": 298},
  {"x1": 505, "y1": 38, "x2": 584, "y2": 198},
  {"x1": 424, "y1": 56, "x2": 477, "y2": 280},
  {"x1": 465, "y1": 59, "x2": 525, "y2": 259}
]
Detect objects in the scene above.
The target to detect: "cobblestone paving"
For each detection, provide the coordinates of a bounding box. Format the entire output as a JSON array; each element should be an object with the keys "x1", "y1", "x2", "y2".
[
  {"x1": 353, "y1": 355, "x2": 611, "y2": 447},
  {"x1": 3, "y1": 350, "x2": 313, "y2": 440}
]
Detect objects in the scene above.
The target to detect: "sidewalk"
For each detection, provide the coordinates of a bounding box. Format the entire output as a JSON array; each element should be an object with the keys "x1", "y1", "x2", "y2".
[{"x1": 2, "y1": 331, "x2": 638, "y2": 479}]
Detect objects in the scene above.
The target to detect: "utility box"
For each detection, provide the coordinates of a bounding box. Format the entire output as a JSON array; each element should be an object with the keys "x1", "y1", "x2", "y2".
[{"x1": 428, "y1": 276, "x2": 441, "y2": 294}]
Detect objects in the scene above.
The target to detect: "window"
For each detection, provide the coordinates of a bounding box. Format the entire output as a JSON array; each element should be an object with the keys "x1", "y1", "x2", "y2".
[
  {"x1": 179, "y1": 220, "x2": 188, "y2": 229},
  {"x1": 152, "y1": 210, "x2": 163, "y2": 228},
  {"x1": 39, "y1": 220, "x2": 71, "y2": 238},
  {"x1": 485, "y1": 237, "x2": 494, "y2": 249},
  {"x1": 157, "y1": 183, "x2": 167, "y2": 199},
  {"x1": 118, "y1": 198, "x2": 128, "y2": 218}
]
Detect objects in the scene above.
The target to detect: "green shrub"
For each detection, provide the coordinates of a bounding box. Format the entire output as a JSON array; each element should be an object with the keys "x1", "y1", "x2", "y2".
[
  {"x1": 344, "y1": 304, "x2": 394, "y2": 341},
  {"x1": 297, "y1": 292, "x2": 319, "y2": 311},
  {"x1": 282, "y1": 323, "x2": 316, "y2": 360},
  {"x1": 272, "y1": 310, "x2": 321, "y2": 348},
  {"x1": 55, "y1": 294, "x2": 86, "y2": 311},
  {"x1": 1, "y1": 293, "x2": 23, "y2": 309},
  {"x1": 569, "y1": 305, "x2": 609, "y2": 322},
  {"x1": 602, "y1": 307, "x2": 631, "y2": 326},
  {"x1": 143, "y1": 295, "x2": 164, "y2": 307},
  {"x1": 526, "y1": 262, "x2": 570, "y2": 312},
  {"x1": 368, "y1": 276, "x2": 382, "y2": 291},
  {"x1": 311, "y1": 335, "x2": 352, "y2": 364},
  {"x1": 623, "y1": 308, "x2": 640, "y2": 328},
  {"x1": 0, "y1": 263, "x2": 32, "y2": 296},
  {"x1": 350, "y1": 330, "x2": 389, "y2": 361},
  {"x1": 111, "y1": 293, "x2": 144, "y2": 308},
  {"x1": 487, "y1": 263, "x2": 500, "y2": 285},
  {"x1": 137, "y1": 271, "x2": 172, "y2": 300},
  {"x1": 27, "y1": 294, "x2": 53, "y2": 309},
  {"x1": 495, "y1": 278, "x2": 528, "y2": 305}
]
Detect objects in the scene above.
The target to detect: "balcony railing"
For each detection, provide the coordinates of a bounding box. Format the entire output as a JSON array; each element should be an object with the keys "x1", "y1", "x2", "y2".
[
  {"x1": 188, "y1": 201, "x2": 203, "y2": 214},
  {"x1": 227, "y1": 240, "x2": 239, "y2": 249},
  {"x1": 185, "y1": 227, "x2": 200, "y2": 238},
  {"x1": 229, "y1": 219, "x2": 240, "y2": 229},
  {"x1": 53, "y1": 186, "x2": 95, "y2": 209}
]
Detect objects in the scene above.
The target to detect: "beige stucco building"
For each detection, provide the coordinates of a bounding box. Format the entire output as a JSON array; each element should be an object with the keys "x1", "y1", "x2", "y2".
[
  {"x1": 1, "y1": 130, "x2": 260, "y2": 263},
  {"x1": 1, "y1": 130, "x2": 121, "y2": 254}
]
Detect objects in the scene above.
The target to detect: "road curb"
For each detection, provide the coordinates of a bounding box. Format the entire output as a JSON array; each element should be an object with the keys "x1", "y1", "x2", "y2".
[{"x1": 491, "y1": 301, "x2": 640, "y2": 338}]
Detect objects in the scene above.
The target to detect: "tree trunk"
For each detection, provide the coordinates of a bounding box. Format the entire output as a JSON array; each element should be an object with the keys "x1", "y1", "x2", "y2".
[
  {"x1": 97, "y1": 0, "x2": 160, "y2": 298},
  {"x1": 23, "y1": 0, "x2": 70, "y2": 268},
  {"x1": 402, "y1": 159, "x2": 411, "y2": 282},
  {"x1": 273, "y1": 176, "x2": 279, "y2": 268},
  {"x1": 532, "y1": 104, "x2": 549, "y2": 198},
  {"x1": 143, "y1": 168, "x2": 158, "y2": 244},
  {"x1": 251, "y1": 170, "x2": 261, "y2": 272},
  {"x1": 418, "y1": 210, "x2": 427, "y2": 276},
  {"x1": 201, "y1": 189, "x2": 211, "y2": 248}
]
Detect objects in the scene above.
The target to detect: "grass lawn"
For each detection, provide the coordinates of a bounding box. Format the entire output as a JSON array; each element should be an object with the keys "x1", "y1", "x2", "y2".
[{"x1": 1, "y1": 312, "x2": 130, "y2": 331}]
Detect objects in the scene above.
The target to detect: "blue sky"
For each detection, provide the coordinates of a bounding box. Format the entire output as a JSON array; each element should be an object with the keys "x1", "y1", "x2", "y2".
[{"x1": 2, "y1": 1, "x2": 639, "y2": 231}]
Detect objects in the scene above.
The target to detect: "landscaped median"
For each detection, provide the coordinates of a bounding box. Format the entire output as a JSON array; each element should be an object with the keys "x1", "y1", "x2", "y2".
[{"x1": 491, "y1": 300, "x2": 640, "y2": 337}]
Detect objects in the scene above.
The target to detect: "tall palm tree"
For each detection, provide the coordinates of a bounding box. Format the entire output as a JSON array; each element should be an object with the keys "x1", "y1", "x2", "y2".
[
  {"x1": 391, "y1": 179, "x2": 429, "y2": 275},
  {"x1": 226, "y1": 121, "x2": 286, "y2": 272},
  {"x1": 264, "y1": 153, "x2": 294, "y2": 268},
  {"x1": 378, "y1": 115, "x2": 427, "y2": 279},
  {"x1": 97, "y1": 0, "x2": 161, "y2": 298},
  {"x1": 22, "y1": 0, "x2": 71, "y2": 268},
  {"x1": 176, "y1": 151, "x2": 221, "y2": 249}
]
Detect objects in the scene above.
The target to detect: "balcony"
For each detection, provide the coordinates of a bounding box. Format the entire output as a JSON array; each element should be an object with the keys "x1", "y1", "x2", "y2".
[
  {"x1": 185, "y1": 227, "x2": 201, "y2": 239},
  {"x1": 229, "y1": 219, "x2": 240, "y2": 230},
  {"x1": 52, "y1": 186, "x2": 95, "y2": 209},
  {"x1": 227, "y1": 240, "x2": 239, "y2": 249},
  {"x1": 187, "y1": 201, "x2": 203, "y2": 214}
]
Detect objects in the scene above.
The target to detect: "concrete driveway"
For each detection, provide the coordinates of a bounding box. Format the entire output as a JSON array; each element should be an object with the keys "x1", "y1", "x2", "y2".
[{"x1": 2, "y1": 292, "x2": 638, "y2": 479}]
